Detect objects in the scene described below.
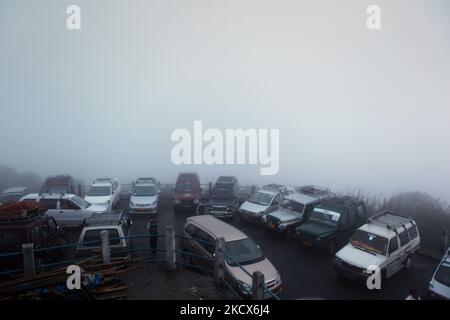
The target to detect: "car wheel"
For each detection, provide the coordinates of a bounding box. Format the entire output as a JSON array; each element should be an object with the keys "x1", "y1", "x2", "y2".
[{"x1": 404, "y1": 255, "x2": 412, "y2": 269}]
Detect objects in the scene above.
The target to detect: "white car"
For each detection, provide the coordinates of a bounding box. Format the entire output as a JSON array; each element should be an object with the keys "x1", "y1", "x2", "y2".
[
  {"x1": 428, "y1": 248, "x2": 450, "y2": 299},
  {"x1": 84, "y1": 178, "x2": 121, "y2": 210},
  {"x1": 333, "y1": 211, "x2": 420, "y2": 284},
  {"x1": 20, "y1": 193, "x2": 107, "y2": 227},
  {"x1": 238, "y1": 184, "x2": 293, "y2": 223},
  {"x1": 129, "y1": 177, "x2": 160, "y2": 214}
]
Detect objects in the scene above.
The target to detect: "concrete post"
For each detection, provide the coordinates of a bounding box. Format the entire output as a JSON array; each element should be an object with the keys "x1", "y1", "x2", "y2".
[
  {"x1": 208, "y1": 182, "x2": 212, "y2": 196},
  {"x1": 78, "y1": 184, "x2": 82, "y2": 197},
  {"x1": 22, "y1": 243, "x2": 35, "y2": 278},
  {"x1": 100, "y1": 230, "x2": 111, "y2": 264},
  {"x1": 252, "y1": 271, "x2": 265, "y2": 300},
  {"x1": 165, "y1": 225, "x2": 176, "y2": 270},
  {"x1": 442, "y1": 230, "x2": 449, "y2": 254},
  {"x1": 214, "y1": 237, "x2": 225, "y2": 285}
]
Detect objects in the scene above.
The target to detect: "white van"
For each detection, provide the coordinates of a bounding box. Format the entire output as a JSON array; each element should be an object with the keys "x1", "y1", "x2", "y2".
[{"x1": 333, "y1": 211, "x2": 420, "y2": 283}]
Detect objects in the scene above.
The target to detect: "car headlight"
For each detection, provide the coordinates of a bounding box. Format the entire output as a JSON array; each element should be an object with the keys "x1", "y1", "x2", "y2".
[
  {"x1": 174, "y1": 199, "x2": 180, "y2": 204},
  {"x1": 152, "y1": 201, "x2": 157, "y2": 206},
  {"x1": 101, "y1": 200, "x2": 111, "y2": 206},
  {"x1": 193, "y1": 198, "x2": 199, "y2": 204},
  {"x1": 279, "y1": 224, "x2": 286, "y2": 230},
  {"x1": 316, "y1": 237, "x2": 322, "y2": 241},
  {"x1": 130, "y1": 201, "x2": 135, "y2": 206}
]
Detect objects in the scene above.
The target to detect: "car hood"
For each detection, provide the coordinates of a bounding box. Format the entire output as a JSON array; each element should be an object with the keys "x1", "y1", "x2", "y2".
[
  {"x1": 131, "y1": 195, "x2": 157, "y2": 204},
  {"x1": 336, "y1": 244, "x2": 385, "y2": 269},
  {"x1": 208, "y1": 198, "x2": 234, "y2": 207},
  {"x1": 268, "y1": 208, "x2": 301, "y2": 222},
  {"x1": 227, "y1": 258, "x2": 278, "y2": 286},
  {"x1": 87, "y1": 203, "x2": 108, "y2": 212},
  {"x1": 84, "y1": 195, "x2": 112, "y2": 204},
  {"x1": 296, "y1": 221, "x2": 336, "y2": 237},
  {"x1": 239, "y1": 201, "x2": 268, "y2": 214},
  {"x1": 430, "y1": 278, "x2": 450, "y2": 298}
]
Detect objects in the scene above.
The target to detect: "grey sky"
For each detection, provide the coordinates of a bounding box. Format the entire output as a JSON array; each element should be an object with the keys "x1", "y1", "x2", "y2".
[{"x1": 0, "y1": 1, "x2": 449, "y2": 201}]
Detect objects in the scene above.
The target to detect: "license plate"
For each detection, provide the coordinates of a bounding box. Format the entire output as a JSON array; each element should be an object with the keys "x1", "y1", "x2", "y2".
[
  {"x1": 301, "y1": 241, "x2": 311, "y2": 247},
  {"x1": 268, "y1": 223, "x2": 275, "y2": 229},
  {"x1": 184, "y1": 193, "x2": 191, "y2": 197}
]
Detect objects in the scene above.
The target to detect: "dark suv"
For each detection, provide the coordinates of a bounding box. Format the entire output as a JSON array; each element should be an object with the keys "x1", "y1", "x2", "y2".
[
  {"x1": 205, "y1": 176, "x2": 240, "y2": 218},
  {"x1": 0, "y1": 202, "x2": 67, "y2": 274},
  {"x1": 41, "y1": 175, "x2": 77, "y2": 195},
  {"x1": 174, "y1": 173, "x2": 201, "y2": 213},
  {"x1": 294, "y1": 196, "x2": 367, "y2": 254}
]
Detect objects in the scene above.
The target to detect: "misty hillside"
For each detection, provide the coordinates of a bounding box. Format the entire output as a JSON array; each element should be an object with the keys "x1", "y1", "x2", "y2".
[{"x1": 0, "y1": 164, "x2": 42, "y2": 193}]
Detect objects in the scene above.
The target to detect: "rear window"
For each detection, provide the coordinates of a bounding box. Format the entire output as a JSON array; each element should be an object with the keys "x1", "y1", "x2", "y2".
[
  {"x1": 81, "y1": 229, "x2": 120, "y2": 247},
  {"x1": 408, "y1": 225, "x2": 418, "y2": 240}
]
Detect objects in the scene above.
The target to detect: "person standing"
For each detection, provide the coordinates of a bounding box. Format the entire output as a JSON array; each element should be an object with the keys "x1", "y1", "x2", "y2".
[{"x1": 146, "y1": 214, "x2": 158, "y2": 254}]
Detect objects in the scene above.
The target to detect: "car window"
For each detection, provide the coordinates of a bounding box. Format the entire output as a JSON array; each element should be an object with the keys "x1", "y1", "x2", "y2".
[
  {"x1": 192, "y1": 228, "x2": 215, "y2": 255},
  {"x1": 408, "y1": 225, "x2": 418, "y2": 240},
  {"x1": 185, "y1": 224, "x2": 197, "y2": 237},
  {"x1": 60, "y1": 199, "x2": 80, "y2": 210},
  {"x1": 399, "y1": 229, "x2": 410, "y2": 247},
  {"x1": 39, "y1": 198, "x2": 58, "y2": 209},
  {"x1": 388, "y1": 237, "x2": 399, "y2": 254},
  {"x1": 82, "y1": 229, "x2": 120, "y2": 247}
]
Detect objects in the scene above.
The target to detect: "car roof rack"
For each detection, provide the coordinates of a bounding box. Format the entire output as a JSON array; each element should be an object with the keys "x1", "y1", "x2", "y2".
[
  {"x1": 297, "y1": 185, "x2": 332, "y2": 197},
  {"x1": 262, "y1": 184, "x2": 287, "y2": 193},
  {"x1": 367, "y1": 211, "x2": 416, "y2": 231},
  {"x1": 216, "y1": 176, "x2": 237, "y2": 184},
  {"x1": 83, "y1": 210, "x2": 125, "y2": 227},
  {"x1": 136, "y1": 177, "x2": 157, "y2": 184}
]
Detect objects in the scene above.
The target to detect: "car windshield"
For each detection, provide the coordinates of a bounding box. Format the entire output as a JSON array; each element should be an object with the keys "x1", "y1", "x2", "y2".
[
  {"x1": 175, "y1": 183, "x2": 198, "y2": 193},
  {"x1": 87, "y1": 186, "x2": 111, "y2": 196},
  {"x1": 351, "y1": 230, "x2": 388, "y2": 255},
  {"x1": 133, "y1": 185, "x2": 156, "y2": 196},
  {"x1": 71, "y1": 196, "x2": 90, "y2": 209},
  {"x1": 225, "y1": 238, "x2": 265, "y2": 266},
  {"x1": 309, "y1": 208, "x2": 341, "y2": 227},
  {"x1": 248, "y1": 192, "x2": 274, "y2": 206},
  {"x1": 211, "y1": 188, "x2": 233, "y2": 199},
  {"x1": 435, "y1": 262, "x2": 450, "y2": 287},
  {"x1": 280, "y1": 199, "x2": 304, "y2": 214},
  {"x1": 0, "y1": 193, "x2": 22, "y2": 203}
]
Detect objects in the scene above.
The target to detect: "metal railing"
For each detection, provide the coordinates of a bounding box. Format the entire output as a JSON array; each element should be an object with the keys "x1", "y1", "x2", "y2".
[{"x1": 0, "y1": 228, "x2": 281, "y2": 300}]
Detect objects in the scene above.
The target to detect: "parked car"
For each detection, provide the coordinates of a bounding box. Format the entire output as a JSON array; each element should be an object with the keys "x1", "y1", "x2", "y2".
[
  {"x1": 204, "y1": 176, "x2": 240, "y2": 218},
  {"x1": 294, "y1": 197, "x2": 367, "y2": 254},
  {"x1": 180, "y1": 215, "x2": 282, "y2": 299},
  {"x1": 427, "y1": 247, "x2": 450, "y2": 299},
  {"x1": 75, "y1": 211, "x2": 133, "y2": 260},
  {"x1": 238, "y1": 184, "x2": 293, "y2": 223},
  {"x1": 0, "y1": 201, "x2": 67, "y2": 273},
  {"x1": 0, "y1": 187, "x2": 28, "y2": 205},
  {"x1": 173, "y1": 173, "x2": 201, "y2": 212},
  {"x1": 84, "y1": 178, "x2": 121, "y2": 210},
  {"x1": 41, "y1": 175, "x2": 77, "y2": 194},
  {"x1": 129, "y1": 177, "x2": 160, "y2": 214},
  {"x1": 263, "y1": 186, "x2": 332, "y2": 234},
  {"x1": 20, "y1": 193, "x2": 107, "y2": 227},
  {"x1": 333, "y1": 211, "x2": 420, "y2": 284}
]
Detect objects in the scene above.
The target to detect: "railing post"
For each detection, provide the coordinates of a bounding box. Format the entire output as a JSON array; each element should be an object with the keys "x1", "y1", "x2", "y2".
[
  {"x1": 22, "y1": 243, "x2": 35, "y2": 278},
  {"x1": 100, "y1": 230, "x2": 111, "y2": 264},
  {"x1": 208, "y1": 182, "x2": 212, "y2": 196},
  {"x1": 78, "y1": 184, "x2": 82, "y2": 197},
  {"x1": 165, "y1": 225, "x2": 176, "y2": 270},
  {"x1": 252, "y1": 185, "x2": 256, "y2": 194},
  {"x1": 214, "y1": 237, "x2": 225, "y2": 285},
  {"x1": 252, "y1": 271, "x2": 265, "y2": 300}
]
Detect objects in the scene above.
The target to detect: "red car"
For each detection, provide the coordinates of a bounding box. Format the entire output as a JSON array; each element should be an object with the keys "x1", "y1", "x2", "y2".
[{"x1": 173, "y1": 173, "x2": 201, "y2": 213}]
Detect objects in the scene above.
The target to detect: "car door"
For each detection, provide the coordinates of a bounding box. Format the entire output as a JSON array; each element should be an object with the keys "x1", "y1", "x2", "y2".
[
  {"x1": 267, "y1": 194, "x2": 280, "y2": 214},
  {"x1": 386, "y1": 235, "x2": 403, "y2": 277},
  {"x1": 192, "y1": 228, "x2": 215, "y2": 269},
  {"x1": 38, "y1": 198, "x2": 60, "y2": 222}
]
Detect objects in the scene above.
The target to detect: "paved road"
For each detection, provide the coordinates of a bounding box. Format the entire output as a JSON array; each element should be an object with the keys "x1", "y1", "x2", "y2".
[{"x1": 66, "y1": 195, "x2": 438, "y2": 300}]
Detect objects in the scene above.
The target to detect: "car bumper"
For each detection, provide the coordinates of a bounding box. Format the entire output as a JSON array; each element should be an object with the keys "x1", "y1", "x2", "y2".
[
  {"x1": 174, "y1": 199, "x2": 199, "y2": 208},
  {"x1": 129, "y1": 206, "x2": 158, "y2": 214},
  {"x1": 332, "y1": 260, "x2": 369, "y2": 283},
  {"x1": 239, "y1": 211, "x2": 264, "y2": 223}
]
